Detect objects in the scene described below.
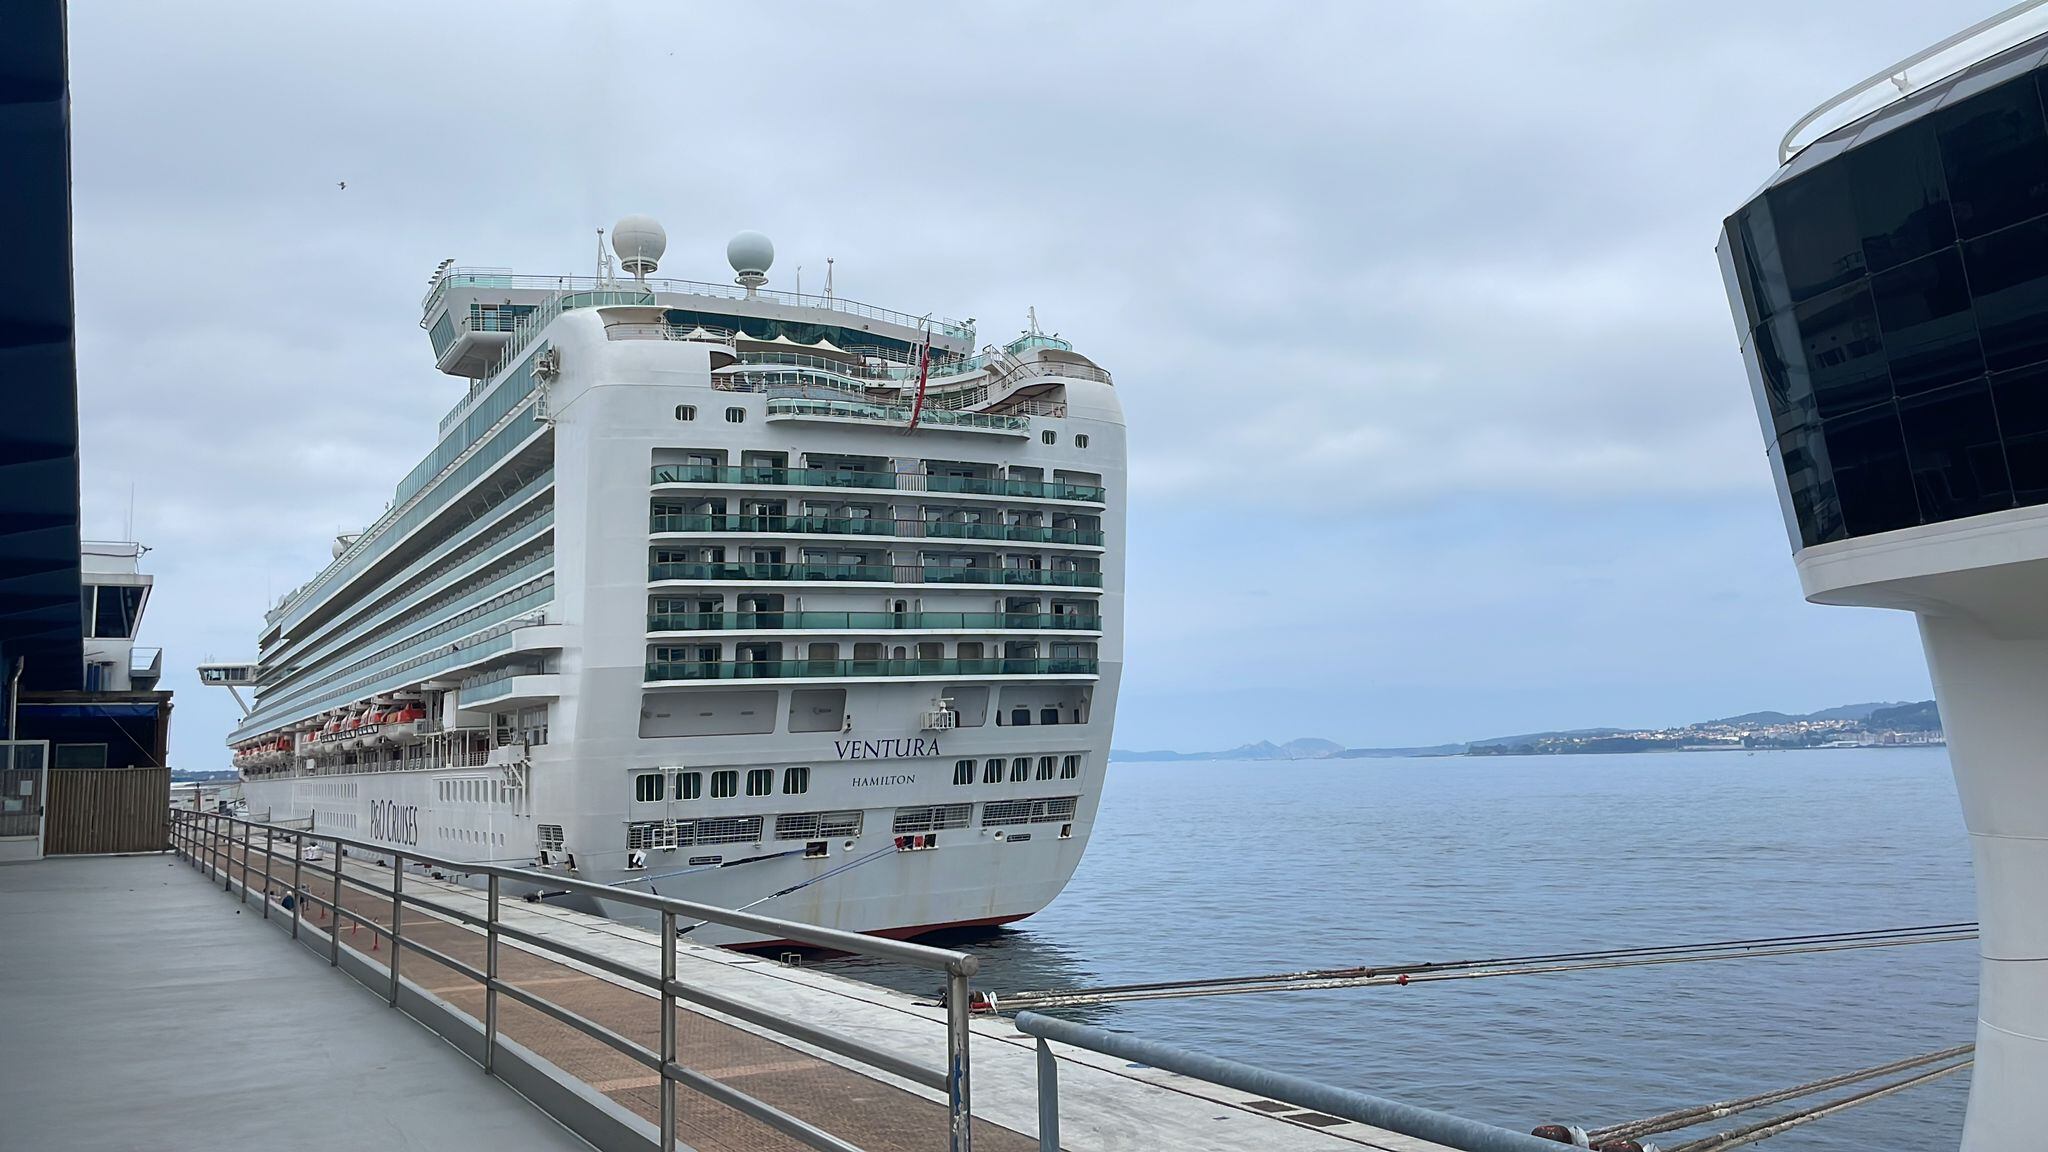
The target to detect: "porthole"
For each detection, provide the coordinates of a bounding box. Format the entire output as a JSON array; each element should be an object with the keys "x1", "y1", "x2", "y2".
[
  {"x1": 725, "y1": 407, "x2": 746, "y2": 423},
  {"x1": 1074, "y1": 434, "x2": 1089, "y2": 448},
  {"x1": 1041, "y1": 430, "x2": 1056, "y2": 445},
  {"x1": 675, "y1": 404, "x2": 697, "y2": 421}
]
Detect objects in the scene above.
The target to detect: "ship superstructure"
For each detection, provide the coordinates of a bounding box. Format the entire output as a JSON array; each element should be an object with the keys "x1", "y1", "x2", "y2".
[{"x1": 204, "y1": 217, "x2": 1124, "y2": 942}]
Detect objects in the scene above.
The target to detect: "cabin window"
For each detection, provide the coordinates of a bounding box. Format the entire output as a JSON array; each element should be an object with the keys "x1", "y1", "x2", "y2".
[
  {"x1": 675, "y1": 404, "x2": 697, "y2": 421},
  {"x1": 1061, "y1": 754, "x2": 1081, "y2": 779},
  {"x1": 1010, "y1": 707, "x2": 1031, "y2": 726},
  {"x1": 747, "y1": 768, "x2": 774, "y2": 796},
  {"x1": 1009, "y1": 757, "x2": 1030, "y2": 783},
  {"x1": 1037, "y1": 756, "x2": 1056, "y2": 781},
  {"x1": 1041, "y1": 430, "x2": 1055, "y2": 445},
  {"x1": 783, "y1": 765, "x2": 810, "y2": 795},
  {"x1": 711, "y1": 770, "x2": 738, "y2": 798},
  {"x1": 634, "y1": 773, "x2": 665, "y2": 803},
  {"x1": 677, "y1": 771, "x2": 702, "y2": 800},
  {"x1": 954, "y1": 759, "x2": 975, "y2": 786},
  {"x1": 982, "y1": 759, "x2": 1003, "y2": 784},
  {"x1": 1074, "y1": 434, "x2": 1089, "y2": 448},
  {"x1": 1040, "y1": 706, "x2": 1059, "y2": 726},
  {"x1": 725, "y1": 407, "x2": 747, "y2": 423}
]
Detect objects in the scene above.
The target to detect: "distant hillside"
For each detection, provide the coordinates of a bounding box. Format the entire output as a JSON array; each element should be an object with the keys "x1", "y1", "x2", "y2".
[
  {"x1": 1111, "y1": 700, "x2": 1942, "y2": 763},
  {"x1": 1707, "y1": 702, "x2": 1909, "y2": 726},
  {"x1": 1867, "y1": 700, "x2": 1941, "y2": 731}
]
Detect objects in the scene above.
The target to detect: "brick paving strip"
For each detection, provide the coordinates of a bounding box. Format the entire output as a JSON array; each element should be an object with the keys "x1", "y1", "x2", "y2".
[{"x1": 205, "y1": 831, "x2": 1038, "y2": 1152}]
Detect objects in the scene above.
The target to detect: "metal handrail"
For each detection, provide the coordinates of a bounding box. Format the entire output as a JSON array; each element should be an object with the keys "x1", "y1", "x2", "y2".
[
  {"x1": 1780, "y1": 0, "x2": 2048, "y2": 163},
  {"x1": 422, "y1": 268, "x2": 973, "y2": 340},
  {"x1": 169, "y1": 809, "x2": 979, "y2": 1152},
  {"x1": 1015, "y1": 1011, "x2": 1566, "y2": 1152}
]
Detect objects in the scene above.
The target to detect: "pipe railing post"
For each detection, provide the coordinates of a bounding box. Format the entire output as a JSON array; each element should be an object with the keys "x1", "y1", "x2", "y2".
[
  {"x1": 389, "y1": 852, "x2": 403, "y2": 1006},
  {"x1": 328, "y1": 836, "x2": 343, "y2": 968},
  {"x1": 660, "y1": 910, "x2": 677, "y2": 1152},
  {"x1": 947, "y1": 967, "x2": 974, "y2": 1152},
  {"x1": 259, "y1": 827, "x2": 272, "y2": 919},
  {"x1": 485, "y1": 873, "x2": 500, "y2": 1075},
  {"x1": 290, "y1": 831, "x2": 304, "y2": 940},
  {"x1": 238, "y1": 817, "x2": 251, "y2": 903},
  {"x1": 1035, "y1": 1038, "x2": 1060, "y2": 1152}
]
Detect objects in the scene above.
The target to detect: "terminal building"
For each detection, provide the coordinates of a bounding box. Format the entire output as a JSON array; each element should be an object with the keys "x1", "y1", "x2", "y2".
[
  {"x1": 1, "y1": 2, "x2": 171, "y2": 860},
  {"x1": 1719, "y1": 8, "x2": 2048, "y2": 1148}
]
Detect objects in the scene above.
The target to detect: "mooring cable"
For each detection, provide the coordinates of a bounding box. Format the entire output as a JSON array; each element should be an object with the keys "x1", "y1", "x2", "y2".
[
  {"x1": 1584, "y1": 1043, "x2": 1974, "y2": 1144},
  {"x1": 990, "y1": 923, "x2": 1978, "y2": 1010},
  {"x1": 1657, "y1": 1056, "x2": 1973, "y2": 1152}
]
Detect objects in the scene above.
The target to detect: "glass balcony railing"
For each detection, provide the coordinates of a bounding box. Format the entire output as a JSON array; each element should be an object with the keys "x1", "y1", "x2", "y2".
[
  {"x1": 650, "y1": 513, "x2": 896, "y2": 536},
  {"x1": 648, "y1": 561, "x2": 892, "y2": 583},
  {"x1": 922, "y1": 475, "x2": 1108, "y2": 502},
  {"x1": 644, "y1": 657, "x2": 1099, "y2": 683},
  {"x1": 921, "y1": 568, "x2": 1104, "y2": 587},
  {"x1": 647, "y1": 611, "x2": 1103, "y2": 632},
  {"x1": 652, "y1": 516, "x2": 1104, "y2": 547},
  {"x1": 650, "y1": 464, "x2": 895, "y2": 490},
  {"x1": 648, "y1": 562, "x2": 1103, "y2": 586},
  {"x1": 650, "y1": 464, "x2": 1106, "y2": 503}
]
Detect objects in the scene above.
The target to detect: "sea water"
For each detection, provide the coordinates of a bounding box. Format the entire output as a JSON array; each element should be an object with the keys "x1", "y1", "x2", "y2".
[{"x1": 822, "y1": 748, "x2": 1975, "y2": 1150}]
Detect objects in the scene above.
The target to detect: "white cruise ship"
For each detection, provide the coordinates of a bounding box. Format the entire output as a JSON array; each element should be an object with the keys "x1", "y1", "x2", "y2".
[{"x1": 201, "y1": 217, "x2": 1124, "y2": 945}]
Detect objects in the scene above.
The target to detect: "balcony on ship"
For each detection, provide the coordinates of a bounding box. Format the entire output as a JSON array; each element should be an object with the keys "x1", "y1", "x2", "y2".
[
  {"x1": 645, "y1": 636, "x2": 1099, "y2": 684},
  {"x1": 649, "y1": 459, "x2": 1107, "y2": 505}
]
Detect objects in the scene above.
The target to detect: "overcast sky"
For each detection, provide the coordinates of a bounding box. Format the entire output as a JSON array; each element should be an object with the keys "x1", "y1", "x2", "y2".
[{"x1": 67, "y1": 1, "x2": 1980, "y2": 768}]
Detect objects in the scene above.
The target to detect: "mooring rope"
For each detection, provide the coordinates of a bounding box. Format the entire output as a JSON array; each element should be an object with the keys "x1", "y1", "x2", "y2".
[
  {"x1": 1657, "y1": 1055, "x2": 1973, "y2": 1152},
  {"x1": 1580, "y1": 1043, "x2": 1974, "y2": 1145},
  {"x1": 989, "y1": 923, "x2": 1978, "y2": 1010}
]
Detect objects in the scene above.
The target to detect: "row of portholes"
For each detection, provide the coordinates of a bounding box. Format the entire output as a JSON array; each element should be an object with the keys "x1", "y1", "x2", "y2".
[
  {"x1": 437, "y1": 827, "x2": 506, "y2": 848},
  {"x1": 635, "y1": 765, "x2": 809, "y2": 803},
  {"x1": 953, "y1": 754, "x2": 1084, "y2": 786},
  {"x1": 1039, "y1": 431, "x2": 1090, "y2": 448},
  {"x1": 437, "y1": 777, "x2": 509, "y2": 805},
  {"x1": 675, "y1": 405, "x2": 747, "y2": 424}
]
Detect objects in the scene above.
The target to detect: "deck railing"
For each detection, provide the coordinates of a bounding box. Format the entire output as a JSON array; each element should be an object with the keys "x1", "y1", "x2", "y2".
[
  {"x1": 647, "y1": 611, "x2": 1102, "y2": 633},
  {"x1": 644, "y1": 657, "x2": 1099, "y2": 683},
  {"x1": 1780, "y1": 0, "x2": 2048, "y2": 162},
  {"x1": 649, "y1": 464, "x2": 1106, "y2": 504},
  {"x1": 169, "y1": 809, "x2": 981, "y2": 1152}
]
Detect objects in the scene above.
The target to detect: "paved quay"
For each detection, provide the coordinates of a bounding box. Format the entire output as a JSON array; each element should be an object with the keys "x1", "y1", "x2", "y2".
[
  {"x1": 0, "y1": 853, "x2": 591, "y2": 1152},
  {"x1": 197, "y1": 827, "x2": 1450, "y2": 1152}
]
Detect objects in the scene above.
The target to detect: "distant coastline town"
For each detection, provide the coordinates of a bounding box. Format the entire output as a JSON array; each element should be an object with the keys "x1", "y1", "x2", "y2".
[{"x1": 1111, "y1": 701, "x2": 1945, "y2": 763}]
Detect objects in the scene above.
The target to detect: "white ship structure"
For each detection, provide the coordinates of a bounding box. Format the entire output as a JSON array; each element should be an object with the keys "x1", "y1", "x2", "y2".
[{"x1": 201, "y1": 217, "x2": 1124, "y2": 945}]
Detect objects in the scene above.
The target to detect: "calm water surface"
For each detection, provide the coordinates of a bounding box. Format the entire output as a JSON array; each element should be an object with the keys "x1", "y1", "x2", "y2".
[{"x1": 823, "y1": 748, "x2": 1976, "y2": 1150}]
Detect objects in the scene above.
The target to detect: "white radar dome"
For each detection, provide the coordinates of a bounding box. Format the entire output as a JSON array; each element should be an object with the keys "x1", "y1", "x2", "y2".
[
  {"x1": 727, "y1": 230, "x2": 775, "y2": 278},
  {"x1": 611, "y1": 214, "x2": 667, "y2": 276}
]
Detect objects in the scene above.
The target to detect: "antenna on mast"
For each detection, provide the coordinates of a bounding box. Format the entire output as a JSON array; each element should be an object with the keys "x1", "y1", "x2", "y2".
[
  {"x1": 1027, "y1": 306, "x2": 1041, "y2": 336},
  {"x1": 596, "y1": 227, "x2": 613, "y2": 285},
  {"x1": 795, "y1": 265, "x2": 802, "y2": 297},
  {"x1": 824, "y1": 257, "x2": 835, "y2": 302}
]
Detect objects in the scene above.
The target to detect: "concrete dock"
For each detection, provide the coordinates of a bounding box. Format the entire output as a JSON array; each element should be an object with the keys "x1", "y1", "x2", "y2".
[
  {"x1": 6, "y1": 842, "x2": 1456, "y2": 1152},
  {"x1": 0, "y1": 853, "x2": 588, "y2": 1152}
]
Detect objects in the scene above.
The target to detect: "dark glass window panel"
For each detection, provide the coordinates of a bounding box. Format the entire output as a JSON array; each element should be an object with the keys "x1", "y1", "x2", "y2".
[
  {"x1": 1850, "y1": 119, "x2": 1955, "y2": 272},
  {"x1": 1870, "y1": 249, "x2": 1985, "y2": 395},
  {"x1": 1734, "y1": 200, "x2": 1791, "y2": 320},
  {"x1": 1776, "y1": 424, "x2": 1844, "y2": 547},
  {"x1": 1795, "y1": 283, "x2": 1892, "y2": 418},
  {"x1": 1963, "y1": 215, "x2": 2048, "y2": 373},
  {"x1": 89, "y1": 585, "x2": 143, "y2": 639},
  {"x1": 1820, "y1": 403, "x2": 1919, "y2": 536},
  {"x1": 1937, "y1": 77, "x2": 2048, "y2": 239},
  {"x1": 1990, "y1": 362, "x2": 2048, "y2": 505},
  {"x1": 1752, "y1": 312, "x2": 1818, "y2": 437},
  {"x1": 1766, "y1": 165, "x2": 1866, "y2": 303},
  {"x1": 1721, "y1": 218, "x2": 1766, "y2": 330},
  {"x1": 1897, "y1": 380, "x2": 2013, "y2": 521}
]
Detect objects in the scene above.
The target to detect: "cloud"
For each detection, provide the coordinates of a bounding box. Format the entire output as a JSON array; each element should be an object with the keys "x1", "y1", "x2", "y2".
[{"x1": 63, "y1": 0, "x2": 1961, "y2": 766}]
